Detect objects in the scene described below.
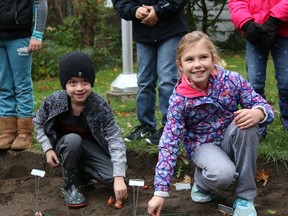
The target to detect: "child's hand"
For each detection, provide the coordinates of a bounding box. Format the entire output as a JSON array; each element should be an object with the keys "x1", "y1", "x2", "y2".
[
  {"x1": 113, "y1": 176, "x2": 127, "y2": 203},
  {"x1": 29, "y1": 38, "x2": 43, "y2": 52},
  {"x1": 234, "y1": 108, "x2": 265, "y2": 129},
  {"x1": 136, "y1": 6, "x2": 149, "y2": 20},
  {"x1": 45, "y1": 149, "x2": 60, "y2": 168}
]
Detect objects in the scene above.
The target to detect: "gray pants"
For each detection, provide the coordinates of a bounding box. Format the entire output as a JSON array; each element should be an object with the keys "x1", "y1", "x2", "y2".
[
  {"x1": 192, "y1": 121, "x2": 259, "y2": 200},
  {"x1": 55, "y1": 133, "x2": 113, "y2": 186}
]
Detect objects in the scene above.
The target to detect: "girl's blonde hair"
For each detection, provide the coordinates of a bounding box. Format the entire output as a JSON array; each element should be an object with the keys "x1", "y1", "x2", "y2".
[{"x1": 176, "y1": 31, "x2": 220, "y2": 66}]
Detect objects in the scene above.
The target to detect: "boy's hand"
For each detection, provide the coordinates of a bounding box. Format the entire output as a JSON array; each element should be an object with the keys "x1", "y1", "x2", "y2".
[
  {"x1": 113, "y1": 176, "x2": 127, "y2": 202},
  {"x1": 234, "y1": 108, "x2": 265, "y2": 129},
  {"x1": 45, "y1": 149, "x2": 60, "y2": 168}
]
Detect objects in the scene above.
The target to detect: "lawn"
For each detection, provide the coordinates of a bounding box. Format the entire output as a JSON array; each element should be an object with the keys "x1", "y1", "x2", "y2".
[{"x1": 33, "y1": 50, "x2": 288, "y2": 166}]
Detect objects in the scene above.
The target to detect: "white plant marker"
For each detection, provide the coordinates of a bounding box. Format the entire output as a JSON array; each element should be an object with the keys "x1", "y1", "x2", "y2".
[
  {"x1": 31, "y1": 169, "x2": 46, "y2": 214},
  {"x1": 218, "y1": 204, "x2": 234, "y2": 216},
  {"x1": 129, "y1": 179, "x2": 144, "y2": 216}
]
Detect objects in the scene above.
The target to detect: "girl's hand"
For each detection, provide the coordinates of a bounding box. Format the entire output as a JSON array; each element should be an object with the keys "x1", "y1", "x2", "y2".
[
  {"x1": 147, "y1": 196, "x2": 165, "y2": 216},
  {"x1": 234, "y1": 108, "x2": 265, "y2": 129}
]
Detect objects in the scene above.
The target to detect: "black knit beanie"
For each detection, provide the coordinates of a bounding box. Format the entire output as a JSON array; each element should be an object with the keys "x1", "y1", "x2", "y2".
[{"x1": 59, "y1": 52, "x2": 95, "y2": 89}]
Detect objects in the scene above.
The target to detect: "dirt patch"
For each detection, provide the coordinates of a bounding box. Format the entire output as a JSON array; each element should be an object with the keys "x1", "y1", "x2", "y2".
[{"x1": 0, "y1": 150, "x2": 288, "y2": 216}]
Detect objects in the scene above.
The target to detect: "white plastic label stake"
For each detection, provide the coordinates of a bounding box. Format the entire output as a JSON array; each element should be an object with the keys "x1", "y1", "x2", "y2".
[
  {"x1": 218, "y1": 204, "x2": 234, "y2": 215},
  {"x1": 175, "y1": 183, "x2": 191, "y2": 191},
  {"x1": 31, "y1": 169, "x2": 46, "y2": 178},
  {"x1": 129, "y1": 179, "x2": 145, "y2": 187}
]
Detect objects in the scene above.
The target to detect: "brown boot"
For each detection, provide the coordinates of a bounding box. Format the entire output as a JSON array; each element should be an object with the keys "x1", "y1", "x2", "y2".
[
  {"x1": 0, "y1": 117, "x2": 17, "y2": 149},
  {"x1": 11, "y1": 118, "x2": 34, "y2": 150}
]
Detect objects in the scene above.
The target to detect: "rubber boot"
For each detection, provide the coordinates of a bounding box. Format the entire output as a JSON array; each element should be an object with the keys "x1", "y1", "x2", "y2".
[
  {"x1": 11, "y1": 118, "x2": 33, "y2": 150},
  {"x1": 0, "y1": 117, "x2": 17, "y2": 149},
  {"x1": 62, "y1": 167, "x2": 87, "y2": 208}
]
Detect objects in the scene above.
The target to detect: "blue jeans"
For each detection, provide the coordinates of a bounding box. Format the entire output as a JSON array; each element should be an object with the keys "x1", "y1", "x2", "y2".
[
  {"x1": 0, "y1": 38, "x2": 34, "y2": 117},
  {"x1": 136, "y1": 35, "x2": 181, "y2": 128},
  {"x1": 246, "y1": 37, "x2": 288, "y2": 123}
]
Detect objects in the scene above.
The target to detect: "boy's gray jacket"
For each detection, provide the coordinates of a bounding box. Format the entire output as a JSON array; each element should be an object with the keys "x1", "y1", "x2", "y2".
[{"x1": 34, "y1": 90, "x2": 126, "y2": 177}]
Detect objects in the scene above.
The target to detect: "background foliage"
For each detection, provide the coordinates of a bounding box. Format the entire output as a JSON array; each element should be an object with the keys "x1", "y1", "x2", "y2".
[{"x1": 32, "y1": 0, "x2": 242, "y2": 80}]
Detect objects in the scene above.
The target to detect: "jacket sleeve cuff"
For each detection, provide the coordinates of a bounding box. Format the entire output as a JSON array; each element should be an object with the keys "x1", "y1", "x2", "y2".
[
  {"x1": 154, "y1": 191, "x2": 169, "y2": 198},
  {"x1": 253, "y1": 106, "x2": 268, "y2": 124}
]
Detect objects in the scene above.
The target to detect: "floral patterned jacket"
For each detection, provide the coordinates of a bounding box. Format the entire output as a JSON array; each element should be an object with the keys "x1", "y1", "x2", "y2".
[{"x1": 154, "y1": 65, "x2": 274, "y2": 196}]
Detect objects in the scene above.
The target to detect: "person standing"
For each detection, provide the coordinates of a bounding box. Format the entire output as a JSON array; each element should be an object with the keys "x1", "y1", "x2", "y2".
[
  {"x1": 147, "y1": 31, "x2": 274, "y2": 216},
  {"x1": 228, "y1": 0, "x2": 288, "y2": 139},
  {"x1": 0, "y1": 0, "x2": 48, "y2": 149},
  {"x1": 112, "y1": 0, "x2": 187, "y2": 145}
]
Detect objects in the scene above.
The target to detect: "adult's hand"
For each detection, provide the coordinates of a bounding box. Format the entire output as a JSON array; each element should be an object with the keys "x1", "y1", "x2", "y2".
[
  {"x1": 241, "y1": 20, "x2": 263, "y2": 45},
  {"x1": 260, "y1": 16, "x2": 284, "y2": 47},
  {"x1": 29, "y1": 38, "x2": 43, "y2": 52}
]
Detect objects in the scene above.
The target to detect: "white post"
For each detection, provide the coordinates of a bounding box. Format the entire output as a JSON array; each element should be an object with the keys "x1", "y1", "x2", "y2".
[{"x1": 110, "y1": 19, "x2": 138, "y2": 93}]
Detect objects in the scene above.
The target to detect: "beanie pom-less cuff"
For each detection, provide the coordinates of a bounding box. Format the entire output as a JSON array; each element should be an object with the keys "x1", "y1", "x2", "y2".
[{"x1": 59, "y1": 52, "x2": 95, "y2": 89}]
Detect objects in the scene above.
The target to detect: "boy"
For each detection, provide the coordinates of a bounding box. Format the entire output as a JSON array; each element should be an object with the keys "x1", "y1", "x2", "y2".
[{"x1": 34, "y1": 52, "x2": 127, "y2": 207}]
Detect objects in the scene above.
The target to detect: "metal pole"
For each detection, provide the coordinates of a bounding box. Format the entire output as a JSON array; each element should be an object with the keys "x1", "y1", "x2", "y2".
[{"x1": 110, "y1": 19, "x2": 138, "y2": 93}]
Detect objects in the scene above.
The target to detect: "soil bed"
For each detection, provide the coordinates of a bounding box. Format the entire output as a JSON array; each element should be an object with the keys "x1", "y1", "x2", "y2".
[{"x1": 0, "y1": 150, "x2": 287, "y2": 216}]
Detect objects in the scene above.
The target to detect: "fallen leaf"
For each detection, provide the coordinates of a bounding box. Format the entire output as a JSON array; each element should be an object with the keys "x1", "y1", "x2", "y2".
[
  {"x1": 256, "y1": 169, "x2": 269, "y2": 186},
  {"x1": 142, "y1": 185, "x2": 149, "y2": 190},
  {"x1": 183, "y1": 175, "x2": 192, "y2": 183},
  {"x1": 266, "y1": 209, "x2": 277, "y2": 214}
]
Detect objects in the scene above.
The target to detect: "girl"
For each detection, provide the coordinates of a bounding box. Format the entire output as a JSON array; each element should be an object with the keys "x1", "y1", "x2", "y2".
[{"x1": 147, "y1": 31, "x2": 274, "y2": 216}]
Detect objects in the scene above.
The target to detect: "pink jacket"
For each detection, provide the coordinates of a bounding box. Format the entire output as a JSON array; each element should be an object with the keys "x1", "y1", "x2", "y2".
[{"x1": 228, "y1": 0, "x2": 288, "y2": 37}]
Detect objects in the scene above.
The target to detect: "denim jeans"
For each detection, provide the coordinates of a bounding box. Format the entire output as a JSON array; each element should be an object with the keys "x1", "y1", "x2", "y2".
[
  {"x1": 246, "y1": 37, "x2": 288, "y2": 125},
  {"x1": 0, "y1": 38, "x2": 33, "y2": 117},
  {"x1": 136, "y1": 35, "x2": 181, "y2": 128}
]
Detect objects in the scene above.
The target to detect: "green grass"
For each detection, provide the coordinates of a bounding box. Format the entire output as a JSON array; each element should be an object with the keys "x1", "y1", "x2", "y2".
[{"x1": 33, "y1": 50, "x2": 288, "y2": 165}]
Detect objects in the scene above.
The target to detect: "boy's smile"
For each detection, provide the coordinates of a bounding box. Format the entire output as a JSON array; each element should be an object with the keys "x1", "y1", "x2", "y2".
[{"x1": 65, "y1": 76, "x2": 92, "y2": 105}]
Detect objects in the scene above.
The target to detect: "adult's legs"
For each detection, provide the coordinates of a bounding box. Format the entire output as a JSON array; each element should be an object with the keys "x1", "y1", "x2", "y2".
[
  {"x1": 136, "y1": 42, "x2": 157, "y2": 129},
  {"x1": 6, "y1": 38, "x2": 33, "y2": 118},
  {"x1": 246, "y1": 41, "x2": 270, "y2": 136},
  {"x1": 157, "y1": 35, "x2": 181, "y2": 125},
  {"x1": 0, "y1": 40, "x2": 17, "y2": 117},
  {"x1": 271, "y1": 36, "x2": 288, "y2": 129}
]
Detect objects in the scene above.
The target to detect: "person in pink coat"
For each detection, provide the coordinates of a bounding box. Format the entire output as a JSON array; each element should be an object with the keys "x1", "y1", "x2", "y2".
[{"x1": 228, "y1": 0, "x2": 288, "y2": 139}]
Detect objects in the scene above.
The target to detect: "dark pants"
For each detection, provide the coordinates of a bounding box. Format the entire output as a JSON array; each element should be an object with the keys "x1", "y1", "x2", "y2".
[{"x1": 55, "y1": 133, "x2": 113, "y2": 186}]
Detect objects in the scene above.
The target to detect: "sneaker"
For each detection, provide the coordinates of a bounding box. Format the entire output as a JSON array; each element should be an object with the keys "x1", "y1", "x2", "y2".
[
  {"x1": 145, "y1": 127, "x2": 164, "y2": 145},
  {"x1": 280, "y1": 117, "x2": 288, "y2": 132},
  {"x1": 233, "y1": 198, "x2": 257, "y2": 216},
  {"x1": 124, "y1": 124, "x2": 156, "y2": 142},
  {"x1": 191, "y1": 183, "x2": 212, "y2": 203}
]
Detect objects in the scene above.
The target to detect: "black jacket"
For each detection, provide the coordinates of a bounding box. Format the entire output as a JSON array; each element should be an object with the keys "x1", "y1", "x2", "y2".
[
  {"x1": 0, "y1": 0, "x2": 33, "y2": 38},
  {"x1": 112, "y1": 0, "x2": 187, "y2": 42}
]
